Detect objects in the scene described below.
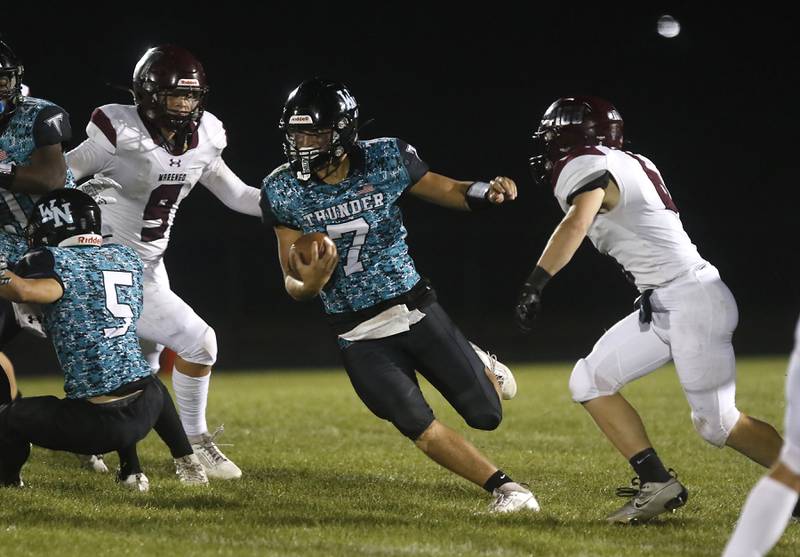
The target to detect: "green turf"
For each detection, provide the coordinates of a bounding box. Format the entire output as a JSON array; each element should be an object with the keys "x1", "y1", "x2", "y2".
[{"x1": 0, "y1": 357, "x2": 796, "y2": 556}]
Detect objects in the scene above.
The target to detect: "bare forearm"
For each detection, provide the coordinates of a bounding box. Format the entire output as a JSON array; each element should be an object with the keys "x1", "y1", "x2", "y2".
[
  {"x1": 0, "y1": 275, "x2": 62, "y2": 304},
  {"x1": 284, "y1": 275, "x2": 322, "y2": 301},
  {"x1": 536, "y1": 218, "x2": 591, "y2": 276},
  {"x1": 7, "y1": 164, "x2": 66, "y2": 193},
  {"x1": 422, "y1": 180, "x2": 472, "y2": 211}
]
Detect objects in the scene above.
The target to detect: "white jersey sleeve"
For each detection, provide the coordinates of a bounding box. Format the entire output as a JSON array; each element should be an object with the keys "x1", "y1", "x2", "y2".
[
  {"x1": 553, "y1": 146, "x2": 610, "y2": 209},
  {"x1": 65, "y1": 107, "x2": 118, "y2": 180},
  {"x1": 200, "y1": 156, "x2": 261, "y2": 217}
]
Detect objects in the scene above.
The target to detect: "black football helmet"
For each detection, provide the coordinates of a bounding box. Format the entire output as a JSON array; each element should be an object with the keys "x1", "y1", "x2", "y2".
[
  {"x1": 26, "y1": 189, "x2": 102, "y2": 248},
  {"x1": 529, "y1": 96, "x2": 624, "y2": 187},
  {"x1": 0, "y1": 40, "x2": 24, "y2": 118},
  {"x1": 279, "y1": 78, "x2": 359, "y2": 181},
  {"x1": 132, "y1": 45, "x2": 209, "y2": 133}
]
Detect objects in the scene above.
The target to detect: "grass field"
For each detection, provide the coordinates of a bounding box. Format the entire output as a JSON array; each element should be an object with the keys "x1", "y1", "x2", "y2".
[{"x1": 0, "y1": 357, "x2": 796, "y2": 556}]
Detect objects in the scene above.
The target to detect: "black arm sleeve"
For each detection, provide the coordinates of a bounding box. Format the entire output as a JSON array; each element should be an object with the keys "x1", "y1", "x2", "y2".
[
  {"x1": 395, "y1": 139, "x2": 429, "y2": 185},
  {"x1": 15, "y1": 248, "x2": 63, "y2": 289},
  {"x1": 33, "y1": 104, "x2": 72, "y2": 147},
  {"x1": 566, "y1": 171, "x2": 612, "y2": 205}
]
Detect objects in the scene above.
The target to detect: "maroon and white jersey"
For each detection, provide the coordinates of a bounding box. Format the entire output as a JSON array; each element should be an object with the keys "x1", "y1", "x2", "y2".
[
  {"x1": 67, "y1": 104, "x2": 260, "y2": 264},
  {"x1": 553, "y1": 146, "x2": 706, "y2": 290}
]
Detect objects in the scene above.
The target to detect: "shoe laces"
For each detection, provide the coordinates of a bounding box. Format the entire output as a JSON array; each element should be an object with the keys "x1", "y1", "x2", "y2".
[
  {"x1": 175, "y1": 456, "x2": 206, "y2": 482},
  {"x1": 197, "y1": 425, "x2": 231, "y2": 464},
  {"x1": 615, "y1": 468, "x2": 678, "y2": 498}
]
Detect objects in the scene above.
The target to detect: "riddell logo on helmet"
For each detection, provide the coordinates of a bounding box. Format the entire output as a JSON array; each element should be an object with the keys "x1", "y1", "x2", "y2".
[
  {"x1": 77, "y1": 235, "x2": 102, "y2": 246},
  {"x1": 289, "y1": 115, "x2": 313, "y2": 124},
  {"x1": 177, "y1": 79, "x2": 200, "y2": 87}
]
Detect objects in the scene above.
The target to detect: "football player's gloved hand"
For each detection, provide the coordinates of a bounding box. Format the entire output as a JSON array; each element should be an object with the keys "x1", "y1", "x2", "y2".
[
  {"x1": 514, "y1": 266, "x2": 552, "y2": 333},
  {"x1": 77, "y1": 176, "x2": 123, "y2": 205},
  {"x1": 0, "y1": 254, "x2": 11, "y2": 286},
  {"x1": 515, "y1": 288, "x2": 542, "y2": 333}
]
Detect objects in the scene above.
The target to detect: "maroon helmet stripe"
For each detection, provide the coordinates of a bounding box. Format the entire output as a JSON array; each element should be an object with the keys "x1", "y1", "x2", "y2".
[
  {"x1": 90, "y1": 108, "x2": 116, "y2": 147},
  {"x1": 550, "y1": 146, "x2": 604, "y2": 189}
]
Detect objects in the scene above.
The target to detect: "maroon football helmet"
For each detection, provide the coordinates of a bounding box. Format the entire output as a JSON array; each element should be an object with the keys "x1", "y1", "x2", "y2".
[
  {"x1": 529, "y1": 96, "x2": 624, "y2": 187},
  {"x1": 132, "y1": 45, "x2": 208, "y2": 132}
]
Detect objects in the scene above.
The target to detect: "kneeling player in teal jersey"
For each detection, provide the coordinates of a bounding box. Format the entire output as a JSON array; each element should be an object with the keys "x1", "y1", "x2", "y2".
[{"x1": 0, "y1": 189, "x2": 205, "y2": 489}]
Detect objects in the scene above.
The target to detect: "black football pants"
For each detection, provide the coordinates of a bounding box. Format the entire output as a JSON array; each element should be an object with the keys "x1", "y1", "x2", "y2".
[{"x1": 340, "y1": 300, "x2": 502, "y2": 440}]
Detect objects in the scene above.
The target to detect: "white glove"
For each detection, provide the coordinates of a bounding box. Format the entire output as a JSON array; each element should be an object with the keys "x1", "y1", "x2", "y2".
[
  {"x1": 0, "y1": 254, "x2": 10, "y2": 286},
  {"x1": 77, "y1": 176, "x2": 123, "y2": 205}
]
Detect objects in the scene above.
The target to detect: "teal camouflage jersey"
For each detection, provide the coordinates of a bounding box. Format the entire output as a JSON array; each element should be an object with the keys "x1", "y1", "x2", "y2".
[
  {"x1": 15, "y1": 243, "x2": 151, "y2": 399},
  {"x1": 1, "y1": 97, "x2": 76, "y2": 262},
  {"x1": 261, "y1": 138, "x2": 429, "y2": 315}
]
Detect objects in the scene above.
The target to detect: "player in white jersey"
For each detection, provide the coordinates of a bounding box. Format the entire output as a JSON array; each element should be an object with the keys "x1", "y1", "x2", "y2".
[
  {"x1": 723, "y1": 316, "x2": 800, "y2": 556},
  {"x1": 515, "y1": 96, "x2": 783, "y2": 523},
  {"x1": 67, "y1": 45, "x2": 262, "y2": 480}
]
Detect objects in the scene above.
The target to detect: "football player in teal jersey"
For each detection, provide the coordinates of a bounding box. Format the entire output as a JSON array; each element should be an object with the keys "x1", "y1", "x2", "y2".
[
  {"x1": 262, "y1": 78, "x2": 537, "y2": 513},
  {"x1": 0, "y1": 189, "x2": 205, "y2": 489}
]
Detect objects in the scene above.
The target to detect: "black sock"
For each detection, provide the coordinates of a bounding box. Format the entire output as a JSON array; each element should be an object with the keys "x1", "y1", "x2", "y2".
[
  {"x1": 483, "y1": 470, "x2": 513, "y2": 493},
  {"x1": 118, "y1": 445, "x2": 142, "y2": 478},
  {"x1": 0, "y1": 361, "x2": 11, "y2": 404},
  {"x1": 629, "y1": 448, "x2": 672, "y2": 484}
]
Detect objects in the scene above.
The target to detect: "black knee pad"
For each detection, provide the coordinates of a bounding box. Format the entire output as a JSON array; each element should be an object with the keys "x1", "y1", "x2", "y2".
[
  {"x1": 464, "y1": 409, "x2": 502, "y2": 431},
  {"x1": 395, "y1": 413, "x2": 435, "y2": 441}
]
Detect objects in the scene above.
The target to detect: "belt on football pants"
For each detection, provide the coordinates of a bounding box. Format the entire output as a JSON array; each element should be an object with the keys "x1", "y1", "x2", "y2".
[{"x1": 634, "y1": 289, "x2": 654, "y2": 324}]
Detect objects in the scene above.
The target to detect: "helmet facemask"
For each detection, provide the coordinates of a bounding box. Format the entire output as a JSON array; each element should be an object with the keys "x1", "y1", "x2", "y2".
[
  {"x1": 283, "y1": 120, "x2": 355, "y2": 181},
  {"x1": 0, "y1": 62, "x2": 23, "y2": 118},
  {"x1": 152, "y1": 84, "x2": 207, "y2": 131}
]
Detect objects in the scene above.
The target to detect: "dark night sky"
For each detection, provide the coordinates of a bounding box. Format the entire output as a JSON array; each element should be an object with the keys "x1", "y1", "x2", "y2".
[{"x1": 4, "y1": 6, "x2": 797, "y2": 369}]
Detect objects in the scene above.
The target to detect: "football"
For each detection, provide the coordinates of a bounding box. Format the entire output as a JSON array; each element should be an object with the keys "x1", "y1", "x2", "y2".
[{"x1": 288, "y1": 232, "x2": 336, "y2": 277}]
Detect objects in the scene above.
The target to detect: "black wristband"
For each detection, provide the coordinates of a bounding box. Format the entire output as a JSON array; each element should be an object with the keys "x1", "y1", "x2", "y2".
[
  {"x1": 524, "y1": 265, "x2": 551, "y2": 292},
  {"x1": 465, "y1": 181, "x2": 491, "y2": 211},
  {"x1": 0, "y1": 163, "x2": 16, "y2": 190}
]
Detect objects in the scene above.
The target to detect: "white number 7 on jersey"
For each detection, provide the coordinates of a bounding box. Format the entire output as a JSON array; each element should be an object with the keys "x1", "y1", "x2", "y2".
[
  {"x1": 102, "y1": 270, "x2": 134, "y2": 338},
  {"x1": 327, "y1": 217, "x2": 370, "y2": 276}
]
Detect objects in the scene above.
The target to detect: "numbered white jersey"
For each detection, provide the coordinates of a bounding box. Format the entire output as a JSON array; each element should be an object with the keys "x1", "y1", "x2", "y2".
[
  {"x1": 553, "y1": 146, "x2": 706, "y2": 290},
  {"x1": 66, "y1": 104, "x2": 227, "y2": 263}
]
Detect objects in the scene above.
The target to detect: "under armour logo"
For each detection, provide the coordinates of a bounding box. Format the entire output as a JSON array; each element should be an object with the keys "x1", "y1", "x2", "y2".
[
  {"x1": 169, "y1": 159, "x2": 182, "y2": 167},
  {"x1": 45, "y1": 113, "x2": 64, "y2": 135}
]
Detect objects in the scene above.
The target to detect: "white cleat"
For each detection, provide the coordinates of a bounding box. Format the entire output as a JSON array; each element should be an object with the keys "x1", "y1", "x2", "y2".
[
  {"x1": 489, "y1": 483, "x2": 541, "y2": 513},
  {"x1": 190, "y1": 425, "x2": 242, "y2": 480},
  {"x1": 470, "y1": 342, "x2": 517, "y2": 400},
  {"x1": 118, "y1": 472, "x2": 150, "y2": 492},
  {"x1": 76, "y1": 453, "x2": 109, "y2": 473},
  {"x1": 173, "y1": 453, "x2": 209, "y2": 486}
]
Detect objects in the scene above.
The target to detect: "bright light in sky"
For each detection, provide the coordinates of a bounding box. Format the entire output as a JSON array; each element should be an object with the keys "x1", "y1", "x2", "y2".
[{"x1": 657, "y1": 15, "x2": 681, "y2": 38}]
